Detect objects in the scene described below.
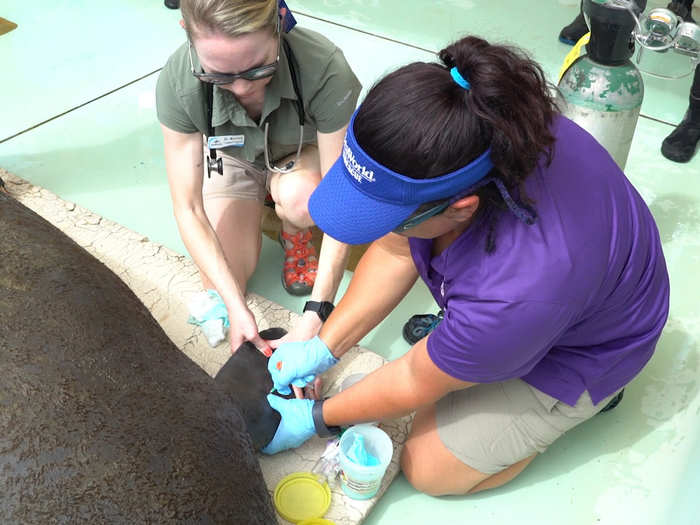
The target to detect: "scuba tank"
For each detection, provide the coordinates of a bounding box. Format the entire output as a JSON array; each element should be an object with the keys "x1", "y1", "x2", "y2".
[{"x1": 557, "y1": 0, "x2": 648, "y2": 170}]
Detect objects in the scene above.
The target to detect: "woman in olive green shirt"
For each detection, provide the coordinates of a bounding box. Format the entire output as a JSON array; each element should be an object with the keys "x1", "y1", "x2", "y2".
[{"x1": 156, "y1": 0, "x2": 360, "y2": 368}]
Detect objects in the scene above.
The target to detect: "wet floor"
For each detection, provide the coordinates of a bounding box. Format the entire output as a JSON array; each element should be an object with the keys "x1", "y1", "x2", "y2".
[{"x1": 1, "y1": 1, "x2": 698, "y2": 523}]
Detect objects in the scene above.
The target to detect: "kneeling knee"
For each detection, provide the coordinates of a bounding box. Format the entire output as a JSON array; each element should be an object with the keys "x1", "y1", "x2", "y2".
[
  {"x1": 400, "y1": 446, "x2": 448, "y2": 497},
  {"x1": 276, "y1": 175, "x2": 319, "y2": 226}
]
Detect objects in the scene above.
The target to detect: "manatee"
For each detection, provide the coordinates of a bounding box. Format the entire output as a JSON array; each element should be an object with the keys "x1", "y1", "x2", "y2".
[{"x1": 0, "y1": 189, "x2": 277, "y2": 524}]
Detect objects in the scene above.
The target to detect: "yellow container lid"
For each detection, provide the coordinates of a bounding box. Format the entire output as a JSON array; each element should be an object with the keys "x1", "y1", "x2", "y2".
[{"x1": 273, "y1": 472, "x2": 331, "y2": 524}]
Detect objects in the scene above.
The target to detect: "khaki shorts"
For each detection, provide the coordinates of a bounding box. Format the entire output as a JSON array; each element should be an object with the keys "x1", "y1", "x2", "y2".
[
  {"x1": 201, "y1": 146, "x2": 269, "y2": 202},
  {"x1": 435, "y1": 379, "x2": 621, "y2": 475}
]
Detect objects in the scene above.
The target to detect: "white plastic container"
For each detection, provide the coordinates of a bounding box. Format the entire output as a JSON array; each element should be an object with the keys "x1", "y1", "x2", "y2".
[{"x1": 338, "y1": 425, "x2": 393, "y2": 500}]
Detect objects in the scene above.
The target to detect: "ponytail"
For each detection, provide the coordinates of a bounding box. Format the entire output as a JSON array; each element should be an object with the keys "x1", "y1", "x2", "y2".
[
  {"x1": 438, "y1": 36, "x2": 557, "y2": 188},
  {"x1": 354, "y1": 35, "x2": 558, "y2": 252}
]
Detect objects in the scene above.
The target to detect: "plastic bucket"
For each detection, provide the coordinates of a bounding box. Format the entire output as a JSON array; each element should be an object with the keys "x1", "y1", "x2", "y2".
[{"x1": 338, "y1": 425, "x2": 393, "y2": 500}]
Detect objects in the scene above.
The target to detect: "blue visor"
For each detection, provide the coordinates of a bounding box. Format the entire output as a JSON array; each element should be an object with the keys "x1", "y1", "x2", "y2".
[{"x1": 309, "y1": 110, "x2": 494, "y2": 245}]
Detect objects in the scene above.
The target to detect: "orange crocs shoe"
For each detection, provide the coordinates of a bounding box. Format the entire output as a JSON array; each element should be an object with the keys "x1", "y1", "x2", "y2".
[{"x1": 279, "y1": 229, "x2": 317, "y2": 296}]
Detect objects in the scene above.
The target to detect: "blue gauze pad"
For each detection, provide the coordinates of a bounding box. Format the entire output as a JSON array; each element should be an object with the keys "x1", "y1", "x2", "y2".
[
  {"x1": 201, "y1": 290, "x2": 230, "y2": 327},
  {"x1": 188, "y1": 290, "x2": 230, "y2": 328},
  {"x1": 347, "y1": 434, "x2": 380, "y2": 466}
]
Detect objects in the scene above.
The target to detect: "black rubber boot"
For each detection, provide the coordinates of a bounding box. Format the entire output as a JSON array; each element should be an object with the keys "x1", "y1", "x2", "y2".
[
  {"x1": 662, "y1": 109, "x2": 700, "y2": 162},
  {"x1": 662, "y1": 66, "x2": 700, "y2": 163},
  {"x1": 667, "y1": 1, "x2": 696, "y2": 23},
  {"x1": 599, "y1": 389, "x2": 625, "y2": 413},
  {"x1": 164, "y1": 0, "x2": 180, "y2": 9},
  {"x1": 559, "y1": 2, "x2": 588, "y2": 45}
]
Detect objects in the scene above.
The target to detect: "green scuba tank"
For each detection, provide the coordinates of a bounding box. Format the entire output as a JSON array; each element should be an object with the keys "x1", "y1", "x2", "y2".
[{"x1": 557, "y1": 0, "x2": 647, "y2": 170}]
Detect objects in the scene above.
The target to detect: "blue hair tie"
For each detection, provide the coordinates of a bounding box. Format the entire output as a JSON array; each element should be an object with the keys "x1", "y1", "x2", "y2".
[{"x1": 450, "y1": 66, "x2": 471, "y2": 90}]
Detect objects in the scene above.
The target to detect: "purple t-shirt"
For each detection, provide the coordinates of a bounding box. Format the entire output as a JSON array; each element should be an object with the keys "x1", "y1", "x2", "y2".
[{"x1": 409, "y1": 116, "x2": 669, "y2": 406}]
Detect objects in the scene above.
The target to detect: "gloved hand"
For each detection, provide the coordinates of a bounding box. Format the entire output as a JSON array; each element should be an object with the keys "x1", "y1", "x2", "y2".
[
  {"x1": 261, "y1": 394, "x2": 315, "y2": 455},
  {"x1": 268, "y1": 336, "x2": 339, "y2": 395}
]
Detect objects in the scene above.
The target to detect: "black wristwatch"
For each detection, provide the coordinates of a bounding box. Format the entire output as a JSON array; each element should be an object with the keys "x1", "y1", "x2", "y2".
[
  {"x1": 312, "y1": 399, "x2": 341, "y2": 437},
  {"x1": 303, "y1": 301, "x2": 334, "y2": 322}
]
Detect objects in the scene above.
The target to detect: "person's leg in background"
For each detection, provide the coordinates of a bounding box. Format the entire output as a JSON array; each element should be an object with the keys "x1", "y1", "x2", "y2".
[
  {"x1": 558, "y1": 1, "x2": 695, "y2": 46},
  {"x1": 663, "y1": 1, "x2": 699, "y2": 162},
  {"x1": 268, "y1": 146, "x2": 322, "y2": 296},
  {"x1": 667, "y1": 0, "x2": 695, "y2": 24},
  {"x1": 662, "y1": 64, "x2": 700, "y2": 163},
  {"x1": 559, "y1": 1, "x2": 587, "y2": 46}
]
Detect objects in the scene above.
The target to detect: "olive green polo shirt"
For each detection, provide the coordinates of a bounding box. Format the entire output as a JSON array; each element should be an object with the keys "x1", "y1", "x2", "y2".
[{"x1": 156, "y1": 27, "x2": 361, "y2": 167}]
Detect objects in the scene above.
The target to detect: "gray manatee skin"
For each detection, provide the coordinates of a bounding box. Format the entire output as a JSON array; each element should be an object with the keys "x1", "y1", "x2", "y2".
[{"x1": 0, "y1": 192, "x2": 277, "y2": 524}]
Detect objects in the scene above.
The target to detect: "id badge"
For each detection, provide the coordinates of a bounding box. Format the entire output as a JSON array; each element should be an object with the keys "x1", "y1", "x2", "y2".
[{"x1": 208, "y1": 135, "x2": 245, "y2": 149}]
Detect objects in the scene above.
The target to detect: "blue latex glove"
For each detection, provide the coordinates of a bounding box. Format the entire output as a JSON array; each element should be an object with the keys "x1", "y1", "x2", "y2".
[
  {"x1": 261, "y1": 394, "x2": 315, "y2": 455},
  {"x1": 268, "y1": 336, "x2": 339, "y2": 395}
]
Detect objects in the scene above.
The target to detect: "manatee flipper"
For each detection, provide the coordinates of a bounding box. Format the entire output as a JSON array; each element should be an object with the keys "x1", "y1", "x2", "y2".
[{"x1": 214, "y1": 327, "x2": 289, "y2": 450}]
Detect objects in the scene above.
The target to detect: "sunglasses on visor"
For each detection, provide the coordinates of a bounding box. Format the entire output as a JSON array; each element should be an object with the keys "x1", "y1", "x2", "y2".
[{"x1": 393, "y1": 199, "x2": 451, "y2": 232}]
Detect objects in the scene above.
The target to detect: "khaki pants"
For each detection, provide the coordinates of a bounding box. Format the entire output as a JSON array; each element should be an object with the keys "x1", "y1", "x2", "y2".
[
  {"x1": 201, "y1": 146, "x2": 270, "y2": 202},
  {"x1": 436, "y1": 378, "x2": 621, "y2": 474}
]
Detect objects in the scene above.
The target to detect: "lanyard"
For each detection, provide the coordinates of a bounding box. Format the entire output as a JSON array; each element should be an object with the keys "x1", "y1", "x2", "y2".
[
  {"x1": 205, "y1": 36, "x2": 305, "y2": 177},
  {"x1": 205, "y1": 83, "x2": 223, "y2": 177}
]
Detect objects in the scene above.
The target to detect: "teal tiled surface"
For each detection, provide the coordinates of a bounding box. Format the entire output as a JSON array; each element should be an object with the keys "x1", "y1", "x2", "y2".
[
  {"x1": 0, "y1": 0, "x2": 182, "y2": 141},
  {"x1": 0, "y1": 75, "x2": 175, "y2": 246},
  {"x1": 1, "y1": 1, "x2": 699, "y2": 524}
]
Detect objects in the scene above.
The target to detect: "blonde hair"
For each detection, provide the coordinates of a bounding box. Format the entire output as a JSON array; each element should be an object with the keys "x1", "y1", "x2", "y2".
[{"x1": 181, "y1": 0, "x2": 278, "y2": 39}]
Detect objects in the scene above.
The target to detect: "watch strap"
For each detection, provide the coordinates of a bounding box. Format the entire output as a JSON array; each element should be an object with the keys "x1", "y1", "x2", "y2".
[
  {"x1": 312, "y1": 399, "x2": 341, "y2": 437},
  {"x1": 303, "y1": 300, "x2": 334, "y2": 322}
]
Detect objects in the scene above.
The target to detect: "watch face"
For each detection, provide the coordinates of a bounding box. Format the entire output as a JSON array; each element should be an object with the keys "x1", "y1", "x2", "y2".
[
  {"x1": 319, "y1": 302, "x2": 334, "y2": 318},
  {"x1": 305, "y1": 301, "x2": 334, "y2": 321}
]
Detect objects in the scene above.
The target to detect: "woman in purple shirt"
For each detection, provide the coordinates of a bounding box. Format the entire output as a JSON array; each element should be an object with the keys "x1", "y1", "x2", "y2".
[{"x1": 261, "y1": 36, "x2": 670, "y2": 496}]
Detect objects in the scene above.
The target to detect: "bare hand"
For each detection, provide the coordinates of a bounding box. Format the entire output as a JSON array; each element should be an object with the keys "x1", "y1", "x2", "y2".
[
  {"x1": 301, "y1": 376, "x2": 323, "y2": 401},
  {"x1": 228, "y1": 304, "x2": 272, "y2": 356}
]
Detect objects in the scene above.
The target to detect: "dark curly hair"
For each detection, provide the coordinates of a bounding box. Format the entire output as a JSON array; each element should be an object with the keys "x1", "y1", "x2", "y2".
[{"x1": 354, "y1": 35, "x2": 559, "y2": 252}]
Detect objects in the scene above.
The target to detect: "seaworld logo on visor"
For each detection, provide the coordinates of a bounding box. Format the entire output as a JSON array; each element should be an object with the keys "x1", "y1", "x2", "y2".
[{"x1": 342, "y1": 139, "x2": 375, "y2": 184}]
